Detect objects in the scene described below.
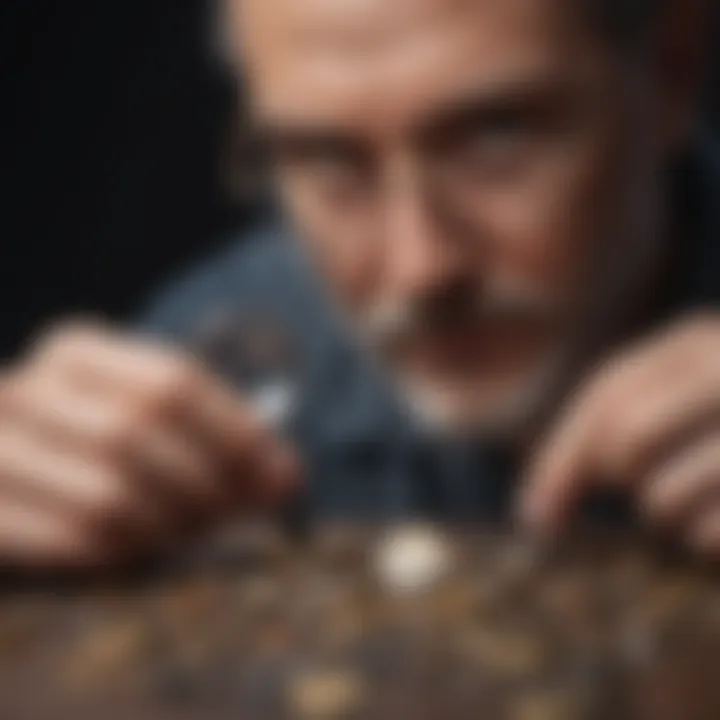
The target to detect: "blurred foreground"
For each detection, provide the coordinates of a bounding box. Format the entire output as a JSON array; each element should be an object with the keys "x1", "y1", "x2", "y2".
[{"x1": 0, "y1": 522, "x2": 718, "y2": 719}]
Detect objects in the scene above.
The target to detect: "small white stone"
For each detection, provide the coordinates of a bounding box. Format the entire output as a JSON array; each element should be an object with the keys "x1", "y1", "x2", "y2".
[{"x1": 374, "y1": 525, "x2": 454, "y2": 594}]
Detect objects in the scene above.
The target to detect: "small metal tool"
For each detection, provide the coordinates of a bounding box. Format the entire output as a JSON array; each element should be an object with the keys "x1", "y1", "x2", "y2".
[{"x1": 193, "y1": 309, "x2": 311, "y2": 543}]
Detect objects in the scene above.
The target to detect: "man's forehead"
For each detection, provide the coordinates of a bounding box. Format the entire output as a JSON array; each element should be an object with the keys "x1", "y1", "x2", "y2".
[
  {"x1": 237, "y1": 0, "x2": 511, "y2": 50},
  {"x1": 230, "y1": 0, "x2": 602, "y2": 125},
  {"x1": 233, "y1": 0, "x2": 587, "y2": 68}
]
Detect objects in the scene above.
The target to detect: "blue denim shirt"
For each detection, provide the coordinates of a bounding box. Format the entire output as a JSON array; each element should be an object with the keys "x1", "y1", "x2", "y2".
[{"x1": 139, "y1": 141, "x2": 720, "y2": 523}]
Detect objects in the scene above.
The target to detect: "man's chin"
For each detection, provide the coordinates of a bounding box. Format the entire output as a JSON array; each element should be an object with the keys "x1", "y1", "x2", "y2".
[{"x1": 393, "y1": 359, "x2": 564, "y2": 441}]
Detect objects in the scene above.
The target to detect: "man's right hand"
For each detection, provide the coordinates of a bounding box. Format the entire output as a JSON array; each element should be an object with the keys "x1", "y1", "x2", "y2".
[{"x1": 0, "y1": 322, "x2": 301, "y2": 569}]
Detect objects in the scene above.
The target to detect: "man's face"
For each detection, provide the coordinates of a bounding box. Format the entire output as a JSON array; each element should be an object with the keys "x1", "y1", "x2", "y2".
[{"x1": 234, "y1": 0, "x2": 669, "y2": 437}]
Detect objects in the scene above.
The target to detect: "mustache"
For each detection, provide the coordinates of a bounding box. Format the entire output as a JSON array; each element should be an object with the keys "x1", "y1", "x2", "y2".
[{"x1": 364, "y1": 280, "x2": 558, "y2": 346}]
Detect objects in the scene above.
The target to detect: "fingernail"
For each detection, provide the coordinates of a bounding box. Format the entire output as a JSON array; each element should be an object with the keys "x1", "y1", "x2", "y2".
[
  {"x1": 269, "y1": 444, "x2": 303, "y2": 491},
  {"x1": 689, "y1": 522, "x2": 718, "y2": 554},
  {"x1": 517, "y1": 491, "x2": 551, "y2": 537}
]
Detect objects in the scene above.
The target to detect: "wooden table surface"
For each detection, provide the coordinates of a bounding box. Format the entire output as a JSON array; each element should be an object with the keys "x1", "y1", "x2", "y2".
[{"x1": 0, "y1": 523, "x2": 718, "y2": 720}]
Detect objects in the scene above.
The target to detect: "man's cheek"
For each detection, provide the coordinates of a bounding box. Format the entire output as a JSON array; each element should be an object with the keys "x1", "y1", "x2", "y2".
[
  {"x1": 472, "y1": 196, "x2": 587, "y2": 307},
  {"x1": 283, "y1": 188, "x2": 381, "y2": 313},
  {"x1": 497, "y1": 158, "x2": 612, "y2": 304}
]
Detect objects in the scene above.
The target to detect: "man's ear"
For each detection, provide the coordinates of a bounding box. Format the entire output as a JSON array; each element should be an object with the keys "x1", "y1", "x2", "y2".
[{"x1": 652, "y1": 0, "x2": 715, "y2": 151}]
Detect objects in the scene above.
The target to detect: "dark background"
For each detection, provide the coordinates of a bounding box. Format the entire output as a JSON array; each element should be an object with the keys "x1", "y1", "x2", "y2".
[
  {"x1": 2, "y1": 1, "x2": 719, "y2": 360},
  {"x1": 2, "y1": 0, "x2": 253, "y2": 360}
]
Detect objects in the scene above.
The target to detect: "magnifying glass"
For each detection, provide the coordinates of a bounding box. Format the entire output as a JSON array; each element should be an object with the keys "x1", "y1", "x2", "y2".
[{"x1": 193, "y1": 309, "x2": 311, "y2": 542}]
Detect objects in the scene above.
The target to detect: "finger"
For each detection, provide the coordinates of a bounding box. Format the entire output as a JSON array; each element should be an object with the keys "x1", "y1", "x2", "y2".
[
  {"x1": 519, "y1": 379, "x2": 607, "y2": 533},
  {"x1": 182, "y1": 377, "x2": 302, "y2": 505},
  {"x1": 3, "y1": 374, "x2": 231, "y2": 519},
  {"x1": 521, "y1": 350, "x2": 720, "y2": 533},
  {"x1": 0, "y1": 497, "x2": 108, "y2": 569},
  {"x1": 643, "y1": 432, "x2": 720, "y2": 527},
  {"x1": 0, "y1": 424, "x2": 166, "y2": 544},
  {"x1": 30, "y1": 322, "x2": 190, "y2": 394},
  {"x1": 518, "y1": 347, "x2": 672, "y2": 531},
  {"x1": 686, "y1": 504, "x2": 720, "y2": 556},
  {"x1": 30, "y1": 324, "x2": 301, "y2": 505},
  {"x1": 2, "y1": 371, "x2": 152, "y2": 450}
]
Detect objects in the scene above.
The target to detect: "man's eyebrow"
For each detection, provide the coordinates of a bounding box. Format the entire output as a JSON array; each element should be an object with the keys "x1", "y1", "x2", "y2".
[
  {"x1": 414, "y1": 75, "x2": 577, "y2": 146},
  {"x1": 254, "y1": 121, "x2": 370, "y2": 160}
]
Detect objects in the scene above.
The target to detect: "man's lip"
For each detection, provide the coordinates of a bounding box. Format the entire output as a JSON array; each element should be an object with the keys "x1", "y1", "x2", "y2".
[{"x1": 382, "y1": 316, "x2": 552, "y2": 370}]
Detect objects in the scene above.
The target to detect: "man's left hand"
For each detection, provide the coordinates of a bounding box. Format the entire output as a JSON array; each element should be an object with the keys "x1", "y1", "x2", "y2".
[{"x1": 521, "y1": 313, "x2": 720, "y2": 556}]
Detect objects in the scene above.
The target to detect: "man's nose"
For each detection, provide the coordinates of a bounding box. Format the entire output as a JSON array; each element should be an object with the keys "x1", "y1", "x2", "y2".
[{"x1": 383, "y1": 173, "x2": 470, "y2": 298}]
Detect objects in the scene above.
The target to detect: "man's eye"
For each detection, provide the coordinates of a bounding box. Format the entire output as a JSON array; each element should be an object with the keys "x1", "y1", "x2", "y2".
[
  {"x1": 308, "y1": 156, "x2": 358, "y2": 179},
  {"x1": 466, "y1": 123, "x2": 533, "y2": 158},
  {"x1": 449, "y1": 122, "x2": 540, "y2": 181},
  {"x1": 301, "y1": 157, "x2": 369, "y2": 200}
]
